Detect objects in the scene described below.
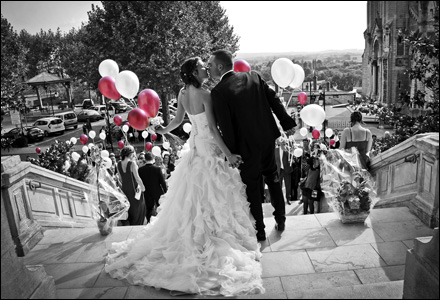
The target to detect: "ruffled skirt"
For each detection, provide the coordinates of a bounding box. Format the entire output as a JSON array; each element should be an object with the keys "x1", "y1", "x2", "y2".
[{"x1": 104, "y1": 152, "x2": 265, "y2": 296}]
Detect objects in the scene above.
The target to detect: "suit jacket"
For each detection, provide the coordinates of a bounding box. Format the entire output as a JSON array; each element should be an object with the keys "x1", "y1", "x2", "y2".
[
  {"x1": 275, "y1": 146, "x2": 293, "y2": 174},
  {"x1": 138, "y1": 163, "x2": 167, "y2": 201},
  {"x1": 211, "y1": 71, "x2": 297, "y2": 157}
]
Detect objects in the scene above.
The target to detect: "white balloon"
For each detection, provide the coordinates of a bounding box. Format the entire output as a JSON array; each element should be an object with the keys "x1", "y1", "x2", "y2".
[
  {"x1": 183, "y1": 123, "x2": 192, "y2": 133},
  {"x1": 325, "y1": 128, "x2": 334, "y2": 138},
  {"x1": 71, "y1": 152, "x2": 80, "y2": 161},
  {"x1": 70, "y1": 137, "x2": 77, "y2": 144},
  {"x1": 300, "y1": 127, "x2": 308, "y2": 136},
  {"x1": 271, "y1": 58, "x2": 296, "y2": 88},
  {"x1": 101, "y1": 150, "x2": 110, "y2": 158},
  {"x1": 289, "y1": 64, "x2": 305, "y2": 89},
  {"x1": 82, "y1": 146, "x2": 89, "y2": 153},
  {"x1": 152, "y1": 146, "x2": 162, "y2": 157},
  {"x1": 102, "y1": 157, "x2": 112, "y2": 169},
  {"x1": 99, "y1": 132, "x2": 106, "y2": 140},
  {"x1": 300, "y1": 104, "x2": 326, "y2": 127},
  {"x1": 99, "y1": 59, "x2": 119, "y2": 78},
  {"x1": 142, "y1": 131, "x2": 149, "y2": 139},
  {"x1": 129, "y1": 133, "x2": 133, "y2": 138},
  {"x1": 315, "y1": 124, "x2": 323, "y2": 131},
  {"x1": 293, "y1": 148, "x2": 303, "y2": 157},
  {"x1": 88, "y1": 143, "x2": 95, "y2": 149},
  {"x1": 162, "y1": 151, "x2": 170, "y2": 158},
  {"x1": 163, "y1": 141, "x2": 170, "y2": 149},
  {"x1": 115, "y1": 70, "x2": 139, "y2": 99},
  {"x1": 88, "y1": 130, "x2": 96, "y2": 139},
  {"x1": 122, "y1": 125, "x2": 129, "y2": 133}
]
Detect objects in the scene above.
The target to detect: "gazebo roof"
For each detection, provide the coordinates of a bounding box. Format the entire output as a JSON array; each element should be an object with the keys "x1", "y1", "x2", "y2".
[{"x1": 26, "y1": 72, "x2": 72, "y2": 86}]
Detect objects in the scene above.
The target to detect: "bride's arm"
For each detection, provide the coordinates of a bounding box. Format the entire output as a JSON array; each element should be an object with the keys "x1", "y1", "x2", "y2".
[
  {"x1": 155, "y1": 90, "x2": 185, "y2": 135},
  {"x1": 203, "y1": 93, "x2": 242, "y2": 167}
]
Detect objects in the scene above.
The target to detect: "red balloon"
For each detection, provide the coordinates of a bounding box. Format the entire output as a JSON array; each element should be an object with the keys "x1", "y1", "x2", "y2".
[
  {"x1": 98, "y1": 76, "x2": 121, "y2": 100},
  {"x1": 80, "y1": 134, "x2": 88, "y2": 145},
  {"x1": 128, "y1": 108, "x2": 150, "y2": 130},
  {"x1": 298, "y1": 92, "x2": 307, "y2": 105},
  {"x1": 312, "y1": 129, "x2": 320, "y2": 139},
  {"x1": 125, "y1": 122, "x2": 130, "y2": 127},
  {"x1": 113, "y1": 115, "x2": 122, "y2": 126},
  {"x1": 138, "y1": 89, "x2": 160, "y2": 118},
  {"x1": 330, "y1": 139, "x2": 335, "y2": 146},
  {"x1": 145, "y1": 142, "x2": 153, "y2": 151},
  {"x1": 151, "y1": 133, "x2": 157, "y2": 141},
  {"x1": 234, "y1": 60, "x2": 251, "y2": 72},
  {"x1": 118, "y1": 140, "x2": 125, "y2": 149},
  {"x1": 36, "y1": 147, "x2": 41, "y2": 154}
]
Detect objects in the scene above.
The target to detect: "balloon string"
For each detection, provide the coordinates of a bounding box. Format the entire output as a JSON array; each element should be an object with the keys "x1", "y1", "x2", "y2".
[{"x1": 285, "y1": 93, "x2": 293, "y2": 109}]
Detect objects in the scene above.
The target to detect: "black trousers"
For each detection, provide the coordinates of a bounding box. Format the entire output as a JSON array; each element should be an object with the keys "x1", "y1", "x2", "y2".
[
  {"x1": 239, "y1": 141, "x2": 286, "y2": 234},
  {"x1": 143, "y1": 194, "x2": 157, "y2": 223}
]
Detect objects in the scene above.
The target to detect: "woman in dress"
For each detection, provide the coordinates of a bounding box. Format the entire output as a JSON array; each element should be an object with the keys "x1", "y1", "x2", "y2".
[
  {"x1": 105, "y1": 57, "x2": 265, "y2": 296},
  {"x1": 117, "y1": 145, "x2": 146, "y2": 225}
]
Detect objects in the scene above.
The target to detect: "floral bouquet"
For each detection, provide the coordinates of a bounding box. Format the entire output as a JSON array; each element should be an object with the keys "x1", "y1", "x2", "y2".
[
  {"x1": 147, "y1": 115, "x2": 184, "y2": 153},
  {"x1": 319, "y1": 147, "x2": 378, "y2": 223}
]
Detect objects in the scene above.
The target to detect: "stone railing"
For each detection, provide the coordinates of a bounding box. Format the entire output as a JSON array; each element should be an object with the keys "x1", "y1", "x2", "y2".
[
  {"x1": 1, "y1": 156, "x2": 113, "y2": 256},
  {"x1": 370, "y1": 133, "x2": 439, "y2": 228}
]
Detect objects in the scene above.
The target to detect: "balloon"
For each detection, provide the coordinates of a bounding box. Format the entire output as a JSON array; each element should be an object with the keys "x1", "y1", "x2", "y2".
[
  {"x1": 99, "y1": 132, "x2": 106, "y2": 140},
  {"x1": 312, "y1": 129, "x2": 320, "y2": 139},
  {"x1": 82, "y1": 145, "x2": 89, "y2": 153},
  {"x1": 36, "y1": 147, "x2": 41, "y2": 154},
  {"x1": 183, "y1": 123, "x2": 192, "y2": 133},
  {"x1": 71, "y1": 152, "x2": 80, "y2": 161},
  {"x1": 99, "y1": 59, "x2": 119, "y2": 78},
  {"x1": 125, "y1": 122, "x2": 130, "y2": 127},
  {"x1": 271, "y1": 58, "x2": 296, "y2": 88},
  {"x1": 114, "y1": 115, "x2": 123, "y2": 126},
  {"x1": 115, "y1": 70, "x2": 139, "y2": 99},
  {"x1": 289, "y1": 64, "x2": 305, "y2": 89},
  {"x1": 98, "y1": 76, "x2": 121, "y2": 100},
  {"x1": 122, "y1": 125, "x2": 129, "y2": 133},
  {"x1": 89, "y1": 130, "x2": 96, "y2": 139},
  {"x1": 80, "y1": 134, "x2": 88, "y2": 145},
  {"x1": 300, "y1": 104, "x2": 326, "y2": 127},
  {"x1": 128, "y1": 108, "x2": 150, "y2": 130},
  {"x1": 325, "y1": 128, "x2": 334, "y2": 138},
  {"x1": 101, "y1": 150, "x2": 109, "y2": 158},
  {"x1": 162, "y1": 141, "x2": 170, "y2": 150},
  {"x1": 142, "y1": 131, "x2": 149, "y2": 139},
  {"x1": 234, "y1": 60, "x2": 251, "y2": 72},
  {"x1": 88, "y1": 143, "x2": 95, "y2": 149},
  {"x1": 152, "y1": 146, "x2": 161, "y2": 157},
  {"x1": 145, "y1": 142, "x2": 153, "y2": 151},
  {"x1": 293, "y1": 148, "x2": 303, "y2": 157},
  {"x1": 330, "y1": 139, "x2": 336, "y2": 146},
  {"x1": 118, "y1": 140, "x2": 125, "y2": 149},
  {"x1": 138, "y1": 89, "x2": 160, "y2": 118},
  {"x1": 298, "y1": 92, "x2": 307, "y2": 105},
  {"x1": 315, "y1": 124, "x2": 323, "y2": 131},
  {"x1": 300, "y1": 127, "x2": 308, "y2": 136},
  {"x1": 151, "y1": 133, "x2": 157, "y2": 141},
  {"x1": 102, "y1": 157, "x2": 112, "y2": 169},
  {"x1": 70, "y1": 137, "x2": 77, "y2": 144}
]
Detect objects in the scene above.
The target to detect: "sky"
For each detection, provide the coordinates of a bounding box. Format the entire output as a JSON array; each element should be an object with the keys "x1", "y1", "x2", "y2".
[{"x1": 1, "y1": 1, "x2": 367, "y2": 54}]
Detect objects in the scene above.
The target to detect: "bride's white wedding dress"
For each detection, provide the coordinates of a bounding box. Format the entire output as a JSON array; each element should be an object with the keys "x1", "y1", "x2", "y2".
[{"x1": 105, "y1": 112, "x2": 265, "y2": 296}]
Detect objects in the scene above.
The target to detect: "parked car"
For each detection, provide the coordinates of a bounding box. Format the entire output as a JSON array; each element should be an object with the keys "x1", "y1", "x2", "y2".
[
  {"x1": 82, "y1": 99, "x2": 95, "y2": 109},
  {"x1": 1, "y1": 126, "x2": 44, "y2": 143},
  {"x1": 109, "y1": 100, "x2": 128, "y2": 113},
  {"x1": 77, "y1": 110, "x2": 102, "y2": 122},
  {"x1": 54, "y1": 111, "x2": 78, "y2": 129},
  {"x1": 33, "y1": 117, "x2": 65, "y2": 136},
  {"x1": 92, "y1": 105, "x2": 114, "y2": 118}
]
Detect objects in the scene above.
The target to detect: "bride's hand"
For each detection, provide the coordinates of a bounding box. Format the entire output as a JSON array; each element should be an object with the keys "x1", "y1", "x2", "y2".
[
  {"x1": 154, "y1": 125, "x2": 165, "y2": 135},
  {"x1": 227, "y1": 154, "x2": 243, "y2": 169}
]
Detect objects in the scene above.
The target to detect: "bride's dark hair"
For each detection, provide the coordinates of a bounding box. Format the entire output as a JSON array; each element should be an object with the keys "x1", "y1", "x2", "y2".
[{"x1": 180, "y1": 57, "x2": 201, "y2": 89}]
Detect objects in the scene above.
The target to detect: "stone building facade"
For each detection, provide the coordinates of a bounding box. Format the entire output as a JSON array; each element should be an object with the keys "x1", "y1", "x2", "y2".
[{"x1": 362, "y1": 1, "x2": 438, "y2": 105}]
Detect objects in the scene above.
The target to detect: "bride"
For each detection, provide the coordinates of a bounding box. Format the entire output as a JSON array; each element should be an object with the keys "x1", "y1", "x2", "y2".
[{"x1": 104, "y1": 57, "x2": 265, "y2": 296}]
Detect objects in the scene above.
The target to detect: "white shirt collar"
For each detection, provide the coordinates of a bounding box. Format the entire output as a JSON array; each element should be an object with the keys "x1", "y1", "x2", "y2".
[{"x1": 220, "y1": 70, "x2": 234, "y2": 81}]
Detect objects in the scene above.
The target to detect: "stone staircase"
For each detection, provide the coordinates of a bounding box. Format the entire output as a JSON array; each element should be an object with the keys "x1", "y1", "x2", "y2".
[{"x1": 22, "y1": 205, "x2": 435, "y2": 299}]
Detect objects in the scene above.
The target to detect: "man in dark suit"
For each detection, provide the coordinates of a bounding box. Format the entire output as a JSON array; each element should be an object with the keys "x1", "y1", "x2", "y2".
[
  {"x1": 208, "y1": 49, "x2": 297, "y2": 241},
  {"x1": 138, "y1": 152, "x2": 168, "y2": 224},
  {"x1": 275, "y1": 135, "x2": 293, "y2": 205}
]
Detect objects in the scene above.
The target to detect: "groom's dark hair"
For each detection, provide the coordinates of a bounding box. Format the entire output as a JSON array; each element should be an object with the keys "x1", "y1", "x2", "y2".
[{"x1": 212, "y1": 49, "x2": 233, "y2": 70}]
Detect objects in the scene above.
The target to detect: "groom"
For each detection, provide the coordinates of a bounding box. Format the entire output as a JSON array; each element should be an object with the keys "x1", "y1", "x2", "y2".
[{"x1": 208, "y1": 49, "x2": 297, "y2": 241}]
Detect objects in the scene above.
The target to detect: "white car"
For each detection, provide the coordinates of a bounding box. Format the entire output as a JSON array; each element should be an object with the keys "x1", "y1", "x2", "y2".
[{"x1": 33, "y1": 117, "x2": 65, "y2": 136}]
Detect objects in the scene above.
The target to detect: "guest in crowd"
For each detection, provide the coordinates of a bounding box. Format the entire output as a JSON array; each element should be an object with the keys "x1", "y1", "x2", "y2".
[
  {"x1": 290, "y1": 154, "x2": 302, "y2": 202},
  {"x1": 138, "y1": 152, "x2": 146, "y2": 168},
  {"x1": 154, "y1": 155, "x2": 167, "y2": 178},
  {"x1": 275, "y1": 134, "x2": 293, "y2": 205},
  {"x1": 301, "y1": 141, "x2": 322, "y2": 215},
  {"x1": 168, "y1": 154, "x2": 176, "y2": 175},
  {"x1": 298, "y1": 138, "x2": 311, "y2": 204},
  {"x1": 329, "y1": 129, "x2": 341, "y2": 149}
]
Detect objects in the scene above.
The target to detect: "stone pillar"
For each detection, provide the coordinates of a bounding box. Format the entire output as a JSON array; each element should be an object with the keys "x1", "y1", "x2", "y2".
[{"x1": 403, "y1": 228, "x2": 439, "y2": 299}]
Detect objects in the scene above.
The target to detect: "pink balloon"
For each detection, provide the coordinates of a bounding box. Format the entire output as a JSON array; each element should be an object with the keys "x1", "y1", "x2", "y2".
[
  {"x1": 234, "y1": 60, "x2": 251, "y2": 72},
  {"x1": 312, "y1": 129, "x2": 320, "y2": 139},
  {"x1": 118, "y1": 140, "x2": 125, "y2": 149},
  {"x1": 330, "y1": 139, "x2": 335, "y2": 146},
  {"x1": 151, "y1": 133, "x2": 157, "y2": 141},
  {"x1": 36, "y1": 147, "x2": 41, "y2": 154},
  {"x1": 138, "y1": 89, "x2": 160, "y2": 118},
  {"x1": 98, "y1": 76, "x2": 121, "y2": 100},
  {"x1": 145, "y1": 142, "x2": 153, "y2": 151},
  {"x1": 113, "y1": 115, "x2": 122, "y2": 126},
  {"x1": 128, "y1": 108, "x2": 150, "y2": 131},
  {"x1": 80, "y1": 134, "x2": 88, "y2": 145},
  {"x1": 298, "y1": 92, "x2": 307, "y2": 105},
  {"x1": 125, "y1": 122, "x2": 130, "y2": 127}
]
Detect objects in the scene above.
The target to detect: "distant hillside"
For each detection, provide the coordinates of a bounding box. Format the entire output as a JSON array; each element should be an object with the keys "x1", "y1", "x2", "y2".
[{"x1": 236, "y1": 49, "x2": 363, "y2": 60}]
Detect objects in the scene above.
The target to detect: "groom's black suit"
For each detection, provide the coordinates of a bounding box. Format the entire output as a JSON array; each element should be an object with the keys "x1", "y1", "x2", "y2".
[{"x1": 211, "y1": 71, "x2": 297, "y2": 235}]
